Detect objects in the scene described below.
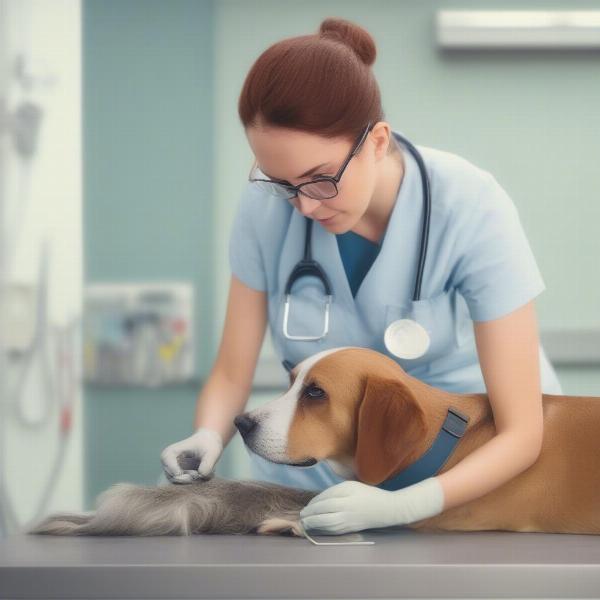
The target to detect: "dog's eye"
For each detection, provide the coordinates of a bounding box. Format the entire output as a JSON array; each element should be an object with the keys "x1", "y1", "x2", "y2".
[{"x1": 304, "y1": 385, "x2": 325, "y2": 399}]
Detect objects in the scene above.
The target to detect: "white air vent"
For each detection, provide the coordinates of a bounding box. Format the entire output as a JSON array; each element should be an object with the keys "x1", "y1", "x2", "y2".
[{"x1": 436, "y1": 11, "x2": 600, "y2": 49}]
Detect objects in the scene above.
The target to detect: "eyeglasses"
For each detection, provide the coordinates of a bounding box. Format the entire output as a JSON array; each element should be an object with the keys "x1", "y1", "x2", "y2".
[{"x1": 248, "y1": 121, "x2": 374, "y2": 201}]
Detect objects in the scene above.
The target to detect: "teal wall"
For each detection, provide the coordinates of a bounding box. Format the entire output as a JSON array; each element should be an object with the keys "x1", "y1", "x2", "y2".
[
  {"x1": 83, "y1": 0, "x2": 215, "y2": 506},
  {"x1": 84, "y1": 0, "x2": 600, "y2": 508}
]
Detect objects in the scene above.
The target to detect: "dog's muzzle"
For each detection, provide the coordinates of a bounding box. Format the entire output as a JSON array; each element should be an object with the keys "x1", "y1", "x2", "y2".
[{"x1": 233, "y1": 413, "x2": 317, "y2": 467}]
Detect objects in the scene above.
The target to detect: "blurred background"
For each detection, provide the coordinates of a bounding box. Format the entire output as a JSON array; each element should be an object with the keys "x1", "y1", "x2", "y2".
[{"x1": 1, "y1": 0, "x2": 599, "y2": 537}]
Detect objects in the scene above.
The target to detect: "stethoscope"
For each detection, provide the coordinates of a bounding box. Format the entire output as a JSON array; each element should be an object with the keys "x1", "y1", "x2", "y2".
[{"x1": 282, "y1": 131, "x2": 432, "y2": 360}]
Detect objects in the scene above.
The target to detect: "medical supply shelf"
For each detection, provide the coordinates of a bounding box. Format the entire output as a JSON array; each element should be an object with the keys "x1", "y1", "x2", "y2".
[{"x1": 1, "y1": 528, "x2": 599, "y2": 599}]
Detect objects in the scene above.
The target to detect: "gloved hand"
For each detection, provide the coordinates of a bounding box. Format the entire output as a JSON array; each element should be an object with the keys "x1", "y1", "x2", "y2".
[
  {"x1": 299, "y1": 477, "x2": 445, "y2": 535},
  {"x1": 160, "y1": 427, "x2": 224, "y2": 484}
]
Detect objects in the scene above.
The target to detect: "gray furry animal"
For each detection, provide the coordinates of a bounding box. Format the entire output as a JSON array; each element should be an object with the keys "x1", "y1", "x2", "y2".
[{"x1": 28, "y1": 475, "x2": 318, "y2": 537}]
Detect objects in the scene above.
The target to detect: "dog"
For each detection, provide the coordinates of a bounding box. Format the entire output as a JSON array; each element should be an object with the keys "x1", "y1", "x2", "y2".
[{"x1": 28, "y1": 346, "x2": 600, "y2": 537}]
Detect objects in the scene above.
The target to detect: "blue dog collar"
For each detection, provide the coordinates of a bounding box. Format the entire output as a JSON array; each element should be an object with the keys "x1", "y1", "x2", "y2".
[{"x1": 377, "y1": 407, "x2": 469, "y2": 491}]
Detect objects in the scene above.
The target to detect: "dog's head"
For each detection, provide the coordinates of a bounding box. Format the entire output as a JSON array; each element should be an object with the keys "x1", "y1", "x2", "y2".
[{"x1": 234, "y1": 347, "x2": 430, "y2": 485}]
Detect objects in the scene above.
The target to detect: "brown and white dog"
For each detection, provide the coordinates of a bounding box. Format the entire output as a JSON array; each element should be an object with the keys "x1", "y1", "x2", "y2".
[
  {"x1": 236, "y1": 346, "x2": 600, "y2": 535},
  {"x1": 28, "y1": 346, "x2": 600, "y2": 537}
]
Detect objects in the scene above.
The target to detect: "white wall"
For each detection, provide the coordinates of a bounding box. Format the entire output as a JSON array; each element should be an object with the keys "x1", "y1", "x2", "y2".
[{"x1": 0, "y1": 0, "x2": 83, "y2": 534}]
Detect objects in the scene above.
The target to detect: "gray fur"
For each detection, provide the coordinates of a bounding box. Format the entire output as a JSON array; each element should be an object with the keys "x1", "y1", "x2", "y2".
[{"x1": 27, "y1": 476, "x2": 318, "y2": 537}]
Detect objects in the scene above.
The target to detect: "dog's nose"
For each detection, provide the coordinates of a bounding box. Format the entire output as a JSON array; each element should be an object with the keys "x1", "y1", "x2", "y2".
[{"x1": 234, "y1": 413, "x2": 257, "y2": 436}]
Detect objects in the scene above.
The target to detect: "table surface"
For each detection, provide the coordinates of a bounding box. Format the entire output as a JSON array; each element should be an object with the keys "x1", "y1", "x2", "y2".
[{"x1": 2, "y1": 528, "x2": 600, "y2": 599}]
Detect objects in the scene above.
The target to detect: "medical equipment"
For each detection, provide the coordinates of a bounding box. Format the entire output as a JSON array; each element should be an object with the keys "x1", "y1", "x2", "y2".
[
  {"x1": 0, "y1": 241, "x2": 78, "y2": 537},
  {"x1": 282, "y1": 132, "x2": 432, "y2": 360},
  {"x1": 83, "y1": 282, "x2": 194, "y2": 387}
]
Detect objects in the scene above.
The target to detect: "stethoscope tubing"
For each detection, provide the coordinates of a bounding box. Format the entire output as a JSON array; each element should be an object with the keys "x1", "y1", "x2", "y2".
[
  {"x1": 393, "y1": 132, "x2": 431, "y2": 302},
  {"x1": 288, "y1": 133, "x2": 431, "y2": 303}
]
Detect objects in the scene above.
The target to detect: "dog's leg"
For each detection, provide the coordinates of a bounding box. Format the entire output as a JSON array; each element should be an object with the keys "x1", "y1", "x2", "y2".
[{"x1": 256, "y1": 516, "x2": 304, "y2": 537}]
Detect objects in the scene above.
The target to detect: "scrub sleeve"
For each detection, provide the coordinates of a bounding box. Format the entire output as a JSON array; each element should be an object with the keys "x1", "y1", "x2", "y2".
[
  {"x1": 451, "y1": 172, "x2": 546, "y2": 322},
  {"x1": 228, "y1": 187, "x2": 268, "y2": 292}
]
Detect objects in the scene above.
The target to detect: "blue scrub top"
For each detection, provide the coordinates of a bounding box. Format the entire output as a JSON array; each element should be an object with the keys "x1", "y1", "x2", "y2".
[{"x1": 229, "y1": 131, "x2": 563, "y2": 396}]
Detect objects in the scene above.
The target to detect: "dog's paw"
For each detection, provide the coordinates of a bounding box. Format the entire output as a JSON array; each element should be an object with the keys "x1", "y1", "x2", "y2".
[{"x1": 256, "y1": 518, "x2": 304, "y2": 537}]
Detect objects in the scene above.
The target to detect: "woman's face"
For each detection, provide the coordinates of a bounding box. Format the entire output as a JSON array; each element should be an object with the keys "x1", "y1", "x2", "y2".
[{"x1": 245, "y1": 122, "x2": 381, "y2": 231}]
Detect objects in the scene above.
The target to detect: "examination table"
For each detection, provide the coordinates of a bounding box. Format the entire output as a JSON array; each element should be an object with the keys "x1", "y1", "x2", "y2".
[{"x1": 1, "y1": 529, "x2": 600, "y2": 599}]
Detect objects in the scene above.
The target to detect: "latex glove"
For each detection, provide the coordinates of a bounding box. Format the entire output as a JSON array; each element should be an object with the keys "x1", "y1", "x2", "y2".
[
  {"x1": 299, "y1": 477, "x2": 445, "y2": 535},
  {"x1": 160, "y1": 427, "x2": 223, "y2": 484}
]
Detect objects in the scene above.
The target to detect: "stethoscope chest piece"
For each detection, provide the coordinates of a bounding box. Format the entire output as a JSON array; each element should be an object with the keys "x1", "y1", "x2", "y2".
[{"x1": 384, "y1": 318, "x2": 430, "y2": 359}]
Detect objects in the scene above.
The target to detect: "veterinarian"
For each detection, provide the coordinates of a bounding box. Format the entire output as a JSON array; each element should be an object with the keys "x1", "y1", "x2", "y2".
[{"x1": 161, "y1": 17, "x2": 563, "y2": 536}]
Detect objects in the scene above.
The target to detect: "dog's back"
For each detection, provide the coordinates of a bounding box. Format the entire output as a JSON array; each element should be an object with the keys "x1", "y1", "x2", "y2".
[
  {"x1": 532, "y1": 394, "x2": 600, "y2": 531},
  {"x1": 413, "y1": 394, "x2": 600, "y2": 534}
]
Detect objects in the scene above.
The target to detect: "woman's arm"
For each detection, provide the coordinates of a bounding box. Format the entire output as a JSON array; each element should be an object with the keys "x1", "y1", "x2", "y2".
[
  {"x1": 436, "y1": 300, "x2": 545, "y2": 511},
  {"x1": 194, "y1": 274, "x2": 268, "y2": 447}
]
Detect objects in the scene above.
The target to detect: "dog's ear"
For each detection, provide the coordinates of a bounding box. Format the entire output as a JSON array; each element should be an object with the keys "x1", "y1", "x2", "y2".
[{"x1": 354, "y1": 375, "x2": 428, "y2": 485}]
